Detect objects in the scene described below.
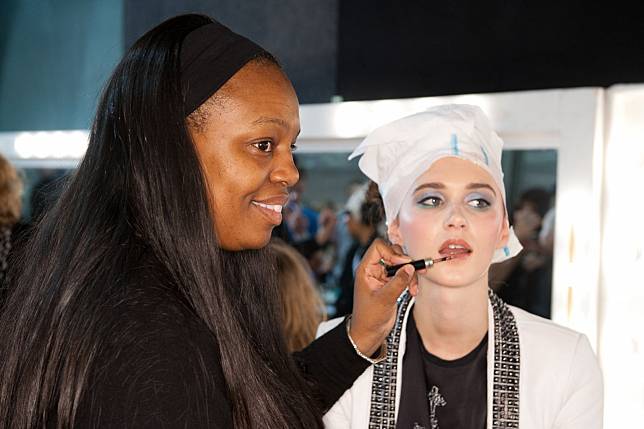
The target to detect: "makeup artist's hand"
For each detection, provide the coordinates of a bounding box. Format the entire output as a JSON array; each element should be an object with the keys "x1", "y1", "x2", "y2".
[{"x1": 350, "y1": 239, "x2": 415, "y2": 357}]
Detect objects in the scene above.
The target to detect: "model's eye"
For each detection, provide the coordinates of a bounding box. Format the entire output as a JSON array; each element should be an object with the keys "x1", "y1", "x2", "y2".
[
  {"x1": 290, "y1": 142, "x2": 298, "y2": 152},
  {"x1": 467, "y1": 198, "x2": 491, "y2": 209},
  {"x1": 418, "y1": 195, "x2": 443, "y2": 208},
  {"x1": 253, "y1": 140, "x2": 273, "y2": 152}
]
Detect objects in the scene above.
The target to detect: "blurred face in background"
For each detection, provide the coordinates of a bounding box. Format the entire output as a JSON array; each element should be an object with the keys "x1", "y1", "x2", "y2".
[
  {"x1": 388, "y1": 157, "x2": 509, "y2": 288},
  {"x1": 345, "y1": 211, "x2": 361, "y2": 239},
  {"x1": 512, "y1": 201, "x2": 542, "y2": 243}
]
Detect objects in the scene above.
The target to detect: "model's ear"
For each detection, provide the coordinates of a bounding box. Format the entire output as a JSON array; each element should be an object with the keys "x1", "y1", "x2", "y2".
[
  {"x1": 496, "y1": 215, "x2": 510, "y2": 249},
  {"x1": 387, "y1": 217, "x2": 403, "y2": 246}
]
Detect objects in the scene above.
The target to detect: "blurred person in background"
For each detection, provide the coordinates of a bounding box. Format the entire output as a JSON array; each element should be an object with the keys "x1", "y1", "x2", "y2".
[
  {"x1": 489, "y1": 188, "x2": 554, "y2": 318},
  {"x1": 271, "y1": 238, "x2": 326, "y2": 352},
  {"x1": 334, "y1": 183, "x2": 380, "y2": 317},
  {"x1": 0, "y1": 155, "x2": 28, "y2": 290},
  {"x1": 333, "y1": 180, "x2": 366, "y2": 266},
  {"x1": 279, "y1": 167, "x2": 337, "y2": 281},
  {"x1": 284, "y1": 167, "x2": 319, "y2": 243}
]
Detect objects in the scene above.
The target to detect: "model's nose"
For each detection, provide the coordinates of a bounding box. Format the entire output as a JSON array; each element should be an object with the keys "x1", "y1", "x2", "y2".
[{"x1": 444, "y1": 204, "x2": 468, "y2": 230}]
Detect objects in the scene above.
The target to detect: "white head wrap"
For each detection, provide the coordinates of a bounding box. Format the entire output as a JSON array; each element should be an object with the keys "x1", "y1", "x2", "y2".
[{"x1": 348, "y1": 104, "x2": 522, "y2": 263}]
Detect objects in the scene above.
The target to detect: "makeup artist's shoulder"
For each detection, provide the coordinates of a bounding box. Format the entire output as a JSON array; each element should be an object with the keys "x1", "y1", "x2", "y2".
[{"x1": 316, "y1": 317, "x2": 345, "y2": 338}]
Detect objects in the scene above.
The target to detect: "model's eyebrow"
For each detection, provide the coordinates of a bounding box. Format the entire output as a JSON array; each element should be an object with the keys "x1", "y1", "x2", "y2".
[
  {"x1": 466, "y1": 183, "x2": 497, "y2": 196},
  {"x1": 414, "y1": 182, "x2": 445, "y2": 193},
  {"x1": 413, "y1": 182, "x2": 497, "y2": 196}
]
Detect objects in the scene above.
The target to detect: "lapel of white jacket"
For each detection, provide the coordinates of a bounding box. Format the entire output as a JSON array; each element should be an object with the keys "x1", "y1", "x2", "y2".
[{"x1": 488, "y1": 289, "x2": 521, "y2": 428}]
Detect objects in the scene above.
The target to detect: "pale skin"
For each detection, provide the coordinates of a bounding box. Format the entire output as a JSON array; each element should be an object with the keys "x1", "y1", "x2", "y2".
[
  {"x1": 187, "y1": 61, "x2": 413, "y2": 356},
  {"x1": 388, "y1": 157, "x2": 509, "y2": 360}
]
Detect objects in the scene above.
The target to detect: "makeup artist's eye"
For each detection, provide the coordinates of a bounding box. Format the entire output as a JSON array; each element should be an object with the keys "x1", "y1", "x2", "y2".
[
  {"x1": 418, "y1": 195, "x2": 443, "y2": 208},
  {"x1": 252, "y1": 140, "x2": 273, "y2": 152}
]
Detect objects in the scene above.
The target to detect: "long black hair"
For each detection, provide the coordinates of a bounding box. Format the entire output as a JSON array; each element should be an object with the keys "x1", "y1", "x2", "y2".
[{"x1": 0, "y1": 14, "x2": 321, "y2": 428}]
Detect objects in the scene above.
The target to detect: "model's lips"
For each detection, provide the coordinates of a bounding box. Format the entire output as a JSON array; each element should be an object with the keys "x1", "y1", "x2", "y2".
[{"x1": 438, "y1": 239, "x2": 473, "y2": 259}]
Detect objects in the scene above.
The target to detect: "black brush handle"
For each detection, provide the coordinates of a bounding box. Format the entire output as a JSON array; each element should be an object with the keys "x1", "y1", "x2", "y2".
[{"x1": 385, "y1": 259, "x2": 428, "y2": 277}]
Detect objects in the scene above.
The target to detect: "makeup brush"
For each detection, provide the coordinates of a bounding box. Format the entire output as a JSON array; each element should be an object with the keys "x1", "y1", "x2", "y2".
[{"x1": 384, "y1": 250, "x2": 471, "y2": 277}]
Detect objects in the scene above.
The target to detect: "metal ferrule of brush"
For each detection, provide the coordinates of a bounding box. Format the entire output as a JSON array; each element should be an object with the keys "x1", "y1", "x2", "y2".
[{"x1": 385, "y1": 258, "x2": 433, "y2": 277}]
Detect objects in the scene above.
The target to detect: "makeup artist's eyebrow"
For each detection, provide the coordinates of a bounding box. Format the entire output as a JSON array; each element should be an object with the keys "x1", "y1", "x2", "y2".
[
  {"x1": 252, "y1": 117, "x2": 301, "y2": 137},
  {"x1": 252, "y1": 116, "x2": 289, "y2": 128}
]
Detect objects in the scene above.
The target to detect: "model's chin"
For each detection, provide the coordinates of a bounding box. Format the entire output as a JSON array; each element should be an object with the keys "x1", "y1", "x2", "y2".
[
  {"x1": 422, "y1": 276, "x2": 473, "y2": 288},
  {"x1": 420, "y1": 268, "x2": 487, "y2": 288}
]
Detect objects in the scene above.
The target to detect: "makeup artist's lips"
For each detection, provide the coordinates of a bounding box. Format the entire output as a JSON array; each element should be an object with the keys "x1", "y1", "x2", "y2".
[
  {"x1": 251, "y1": 195, "x2": 288, "y2": 225},
  {"x1": 438, "y1": 239, "x2": 473, "y2": 260}
]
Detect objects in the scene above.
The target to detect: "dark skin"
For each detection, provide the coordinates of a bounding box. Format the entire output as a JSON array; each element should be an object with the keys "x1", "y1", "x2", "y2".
[{"x1": 188, "y1": 61, "x2": 416, "y2": 355}]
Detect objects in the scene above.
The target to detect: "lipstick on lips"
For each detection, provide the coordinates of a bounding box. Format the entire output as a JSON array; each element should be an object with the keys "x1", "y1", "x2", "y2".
[{"x1": 438, "y1": 239, "x2": 472, "y2": 259}]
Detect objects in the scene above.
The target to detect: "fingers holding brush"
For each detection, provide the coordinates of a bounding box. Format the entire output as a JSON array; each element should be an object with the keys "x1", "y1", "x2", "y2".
[
  {"x1": 367, "y1": 241, "x2": 410, "y2": 279},
  {"x1": 349, "y1": 239, "x2": 414, "y2": 357},
  {"x1": 387, "y1": 242, "x2": 422, "y2": 296}
]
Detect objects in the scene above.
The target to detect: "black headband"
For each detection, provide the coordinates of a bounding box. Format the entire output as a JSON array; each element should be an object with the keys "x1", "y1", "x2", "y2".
[{"x1": 180, "y1": 22, "x2": 267, "y2": 115}]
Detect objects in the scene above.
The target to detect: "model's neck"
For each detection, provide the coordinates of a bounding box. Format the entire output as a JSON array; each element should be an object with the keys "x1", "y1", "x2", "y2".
[{"x1": 412, "y1": 278, "x2": 489, "y2": 360}]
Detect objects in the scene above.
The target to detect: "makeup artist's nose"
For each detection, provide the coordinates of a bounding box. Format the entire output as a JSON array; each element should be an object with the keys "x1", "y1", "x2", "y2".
[
  {"x1": 270, "y1": 153, "x2": 299, "y2": 187},
  {"x1": 444, "y1": 205, "x2": 468, "y2": 230}
]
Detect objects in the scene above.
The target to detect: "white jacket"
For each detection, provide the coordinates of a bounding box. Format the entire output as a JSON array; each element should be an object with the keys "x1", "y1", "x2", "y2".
[{"x1": 318, "y1": 293, "x2": 603, "y2": 429}]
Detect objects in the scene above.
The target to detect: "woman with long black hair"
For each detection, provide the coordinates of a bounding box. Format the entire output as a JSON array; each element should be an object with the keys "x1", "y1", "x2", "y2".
[{"x1": 0, "y1": 14, "x2": 412, "y2": 428}]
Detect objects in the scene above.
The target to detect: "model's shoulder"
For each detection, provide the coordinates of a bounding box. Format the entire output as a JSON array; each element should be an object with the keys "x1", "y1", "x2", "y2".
[
  {"x1": 508, "y1": 304, "x2": 602, "y2": 419},
  {"x1": 510, "y1": 305, "x2": 576, "y2": 333},
  {"x1": 509, "y1": 305, "x2": 588, "y2": 350}
]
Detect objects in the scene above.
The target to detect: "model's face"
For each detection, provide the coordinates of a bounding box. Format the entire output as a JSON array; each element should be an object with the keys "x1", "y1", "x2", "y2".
[
  {"x1": 388, "y1": 157, "x2": 509, "y2": 288},
  {"x1": 189, "y1": 62, "x2": 300, "y2": 250}
]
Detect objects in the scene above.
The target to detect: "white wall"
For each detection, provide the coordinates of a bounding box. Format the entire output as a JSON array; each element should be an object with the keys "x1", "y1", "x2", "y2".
[{"x1": 599, "y1": 85, "x2": 644, "y2": 426}]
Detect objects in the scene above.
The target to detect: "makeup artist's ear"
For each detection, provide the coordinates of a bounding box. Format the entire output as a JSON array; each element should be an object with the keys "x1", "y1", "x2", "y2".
[{"x1": 387, "y1": 218, "x2": 403, "y2": 246}]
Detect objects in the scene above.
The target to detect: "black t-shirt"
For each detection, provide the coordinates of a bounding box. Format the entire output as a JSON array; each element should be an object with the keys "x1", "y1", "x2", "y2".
[{"x1": 397, "y1": 310, "x2": 488, "y2": 429}]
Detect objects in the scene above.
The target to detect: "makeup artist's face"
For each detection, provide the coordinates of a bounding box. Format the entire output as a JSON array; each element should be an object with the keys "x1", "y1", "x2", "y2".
[
  {"x1": 388, "y1": 157, "x2": 509, "y2": 288},
  {"x1": 189, "y1": 62, "x2": 300, "y2": 250}
]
